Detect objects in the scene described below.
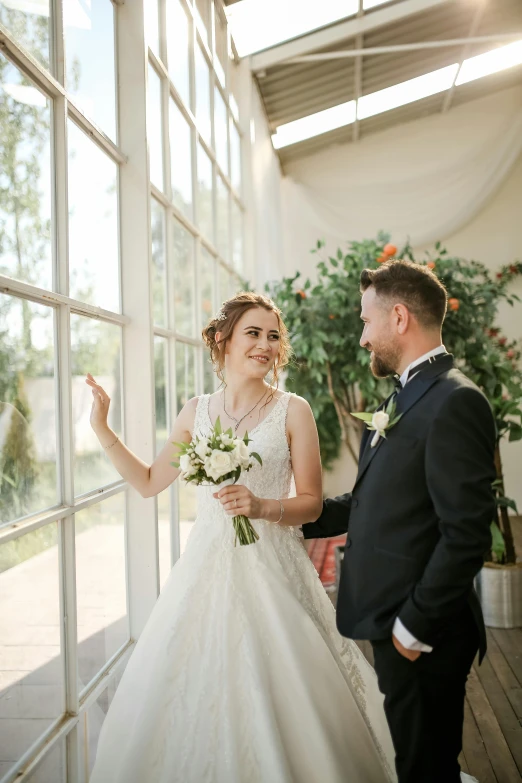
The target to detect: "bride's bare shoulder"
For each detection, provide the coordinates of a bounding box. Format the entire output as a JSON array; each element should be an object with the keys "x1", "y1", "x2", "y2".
[{"x1": 285, "y1": 393, "x2": 315, "y2": 423}]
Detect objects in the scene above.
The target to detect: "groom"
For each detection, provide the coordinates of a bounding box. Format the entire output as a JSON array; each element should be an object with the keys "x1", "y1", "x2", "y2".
[{"x1": 303, "y1": 260, "x2": 496, "y2": 783}]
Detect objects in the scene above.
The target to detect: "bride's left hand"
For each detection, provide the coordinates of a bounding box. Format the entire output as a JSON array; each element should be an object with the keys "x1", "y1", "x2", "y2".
[{"x1": 214, "y1": 485, "x2": 263, "y2": 518}]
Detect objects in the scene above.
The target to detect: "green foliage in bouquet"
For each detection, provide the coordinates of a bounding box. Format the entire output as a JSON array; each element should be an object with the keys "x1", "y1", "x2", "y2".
[
  {"x1": 172, "y1": 417, "x2": 262, "y2": 546},
  {"x1": 268, "y1": 234, "x2": 522, "y2": 564}
]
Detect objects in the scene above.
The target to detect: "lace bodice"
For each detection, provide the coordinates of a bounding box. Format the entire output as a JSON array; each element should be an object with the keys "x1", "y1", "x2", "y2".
[{"x1": 191, "y1": 392, "x2": 297, "y2": 543}]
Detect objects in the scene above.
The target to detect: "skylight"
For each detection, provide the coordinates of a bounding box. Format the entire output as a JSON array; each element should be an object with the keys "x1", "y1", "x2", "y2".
[
  {"x1": 356, "y1": 64, "x2": 458, "y2": 120},
  {"x1": 225, "y1": 0, "x2": 393, "y2": 58},
  {"x1": 272, "y1": 102, "x2": 357, "y2": 149},
  {"x1": 272, "y1": 39, "x2": 522, "y2": 148},
  {"x1": 456, "y1": 40, "x2": 522, "y2": 85}
]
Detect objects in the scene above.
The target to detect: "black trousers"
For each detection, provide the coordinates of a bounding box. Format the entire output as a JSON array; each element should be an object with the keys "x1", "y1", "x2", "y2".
[{"x1": 371, "y1": 607, "x2": 480, "y2": 783}]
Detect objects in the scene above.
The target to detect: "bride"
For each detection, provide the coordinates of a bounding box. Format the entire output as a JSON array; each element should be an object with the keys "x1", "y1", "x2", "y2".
[{"x1": 86, "y1": 291, "x2": 396, "y2": 783}]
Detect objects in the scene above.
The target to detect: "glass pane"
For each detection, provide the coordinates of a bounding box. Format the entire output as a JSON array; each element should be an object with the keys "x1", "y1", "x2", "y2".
[
  {"x1": 214, "y1": 87, "x2": 228, "y2": 174},
  {"x1": 76, "y1": 493, "x2": 128, "y2": 691},
  {"x1": 151, "y1": 198, "x2": 167, "y2": 327},
  {"x1": 172, "y1": 220, "x2": 195, "y2": 337},
  {"x1": 216, "y1": 176, "x2": 229, "y2": 262},
  {"x1": 0, "y1": 3, "x2": 50, "y2": 70},
  {"x1": 169, "y1": 100, "x2": 193, "y2": 220},
  {"x1": 0, "y1": 296, "x2": 57, "y2": 524},
  {"x1": 229, "y1": 63, "x2": 240, "y2": 123},
  {"x1": 199, "y1": 248, "x2": 215, "y2": 330},
  {"x1": 194, "y1": 44, "x2": 211, "y2": 144},
  {"x1": 197, "y1": 144, "x2": 214, "y2": 242},
  {"x1": 25, "y1": 738, "x2": 66, "y2": 783},
  {"x1": 195, "y1": 0, "x2": 210, "y2": 43},
  {"x1": 154, "y1": 337, "x2": 168, "y2": 453},
  {"x1": 65, "y1": 0, "x2": 116, "y2": 140},
  {"x1": 145, "y1": 0, "x2": 160, "y2": 57},
  {"x1": 230, "y1": 119, "x2": 241, "y2": 194},
  {"x1": 218, "y1": 262, "x2": 231, "y2": 306},
  {"x1": 203, "y1": 353, "x2": 214, "y2": 394},
  {"x1": 214, "y1": 14, "x2": 227, "y2": 88},
  {"x1": 175, "y1": 342, "x2": 195, "y2": 412},
  {"x1": 147, "y1": 64, "x2": 164, "y2": 192},
  {"x1": 166, "y1": 0, "x2": 190, "y2": 107},
  {"x1": 0, "y1": 55, "x2": 52, "y2": 291},
  {"x1": 158, "y1": 488, "x2": 172, "y2": 590},
  {"x1": 80, "y1": 664, "x2": 125, "y2": 777},
  {"x1": 68, "y1": 121, "x2": 119, "y2": 312},
  {"x1": 71, "y1": 316, "x2": 121, "y2": 496},
  {"x1": 231, "y1": 199, "x2": 243, "y2": 273},
  {"x1": 0, "y1": 523, "x2": 63, "y2": 777},
  {"x1": 176, "y1": 342, "x2": 196, "y2": 556}
]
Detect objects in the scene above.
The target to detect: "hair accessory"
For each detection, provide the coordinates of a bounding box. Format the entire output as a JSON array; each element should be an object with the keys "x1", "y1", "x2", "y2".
[{"x1": 215, "y1": 308, "x2": 227, "y2": 322}]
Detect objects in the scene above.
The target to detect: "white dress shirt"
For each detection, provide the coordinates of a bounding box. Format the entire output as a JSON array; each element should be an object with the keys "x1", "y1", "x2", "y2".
[{"x1": 392, "y1": 344, "x2": 447, "y2": 653}]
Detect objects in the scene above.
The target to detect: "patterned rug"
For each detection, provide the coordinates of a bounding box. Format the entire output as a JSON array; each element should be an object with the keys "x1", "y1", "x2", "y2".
[{"x1": 307, "y1": 534, "x2": 347, "y2": 591}]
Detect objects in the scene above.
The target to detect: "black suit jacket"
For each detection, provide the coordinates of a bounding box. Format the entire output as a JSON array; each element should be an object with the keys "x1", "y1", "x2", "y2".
[{"x1": 304, "y1": 355, "x2": 496, "y2": 661}]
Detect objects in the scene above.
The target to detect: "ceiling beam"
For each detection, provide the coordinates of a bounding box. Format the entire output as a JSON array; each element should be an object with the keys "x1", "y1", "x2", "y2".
[
  {"x1": 249, "y1": 0, "x2": 452, "y2": 72},
  {"x1": 441, "y1": 0, "x2": 486, "y2": 113},
  {"x1": 352, "y1": 0, "x2": 364, "y2": 143},
  {"x1": 285, "y1": 34, "x2": 522, "y2": 62}
]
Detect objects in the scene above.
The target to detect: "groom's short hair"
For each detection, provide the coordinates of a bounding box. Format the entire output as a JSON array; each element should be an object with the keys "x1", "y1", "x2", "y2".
[{"x1": 360, "y1": 260, "x2": 448, "y2": 329}]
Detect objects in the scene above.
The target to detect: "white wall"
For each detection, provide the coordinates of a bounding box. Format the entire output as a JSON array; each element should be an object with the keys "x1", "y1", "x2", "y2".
[{"x1": 240, "y1": 61, "x2": 285, "y2": 288}]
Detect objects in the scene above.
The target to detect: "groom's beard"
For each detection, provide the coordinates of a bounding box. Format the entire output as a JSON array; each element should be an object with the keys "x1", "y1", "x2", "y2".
[{"x1": 369, "y1": 344, "x2": 401, "y2": 379}]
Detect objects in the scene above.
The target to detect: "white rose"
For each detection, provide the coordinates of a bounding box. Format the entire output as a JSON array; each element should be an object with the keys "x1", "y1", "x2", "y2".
[
  {"x1": 233, "y1": 439, "x2": 251, "y2": 469},
  {"x1": 179, "y1": 453, "x2": 196, "y2": 475},
  {"x1": 204, "y1": 449, "x2": 237, "y2": 481},
  {"x1": 372, "y1": 410, "x2": 389, "y2": 432},
  {"x1": 195, "y1": 437, "x2": 209, "y2": 460},
  {"x1": 220, "y1": 434, "x2": 234, "y2": 446}
]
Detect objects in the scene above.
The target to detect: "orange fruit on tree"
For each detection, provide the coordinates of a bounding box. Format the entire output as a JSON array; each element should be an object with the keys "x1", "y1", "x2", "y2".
[
  {"x1": 296, "y1": 289, "x2": 307, "y2": 299},
  {"x1": 376, "y1": 254, "x2": 387, "y2": 264},
  {"x1": 448, "y1": 298, "x2": 459, "y2": 311},
  {"x1": 427, "y1": 261, "x2": 436, "y2": 270},
  {"x1": 383, "y1": 243, "x2": 397, "y2": 257}
]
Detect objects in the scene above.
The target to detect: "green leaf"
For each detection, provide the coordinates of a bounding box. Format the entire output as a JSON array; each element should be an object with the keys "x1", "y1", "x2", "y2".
[
  {"x1": 214, "y1": 416, "x2": 222, "y2": 436},
  {"x1": 490, "y1": 520, "x2": 506, "y2": 561},
  {"x1": 508, "y1": 423, "x2": 522, "y2": 442},
  {"x1": 351, "y1": 412, "x2": 374, "y2": 423},
  {"x1": 251, "y1": 452, "x2": 263, "y2": 465},
  {"x1": 497, "y1": 496, "x2": 518, "y2": 513}
]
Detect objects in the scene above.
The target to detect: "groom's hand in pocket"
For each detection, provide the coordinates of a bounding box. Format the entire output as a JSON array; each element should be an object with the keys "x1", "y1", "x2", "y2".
[{"x1": 392, "y1": 634, "x2": 422, "y2": 662}]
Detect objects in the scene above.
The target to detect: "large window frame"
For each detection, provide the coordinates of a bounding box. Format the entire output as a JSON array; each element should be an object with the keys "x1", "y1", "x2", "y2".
[{"x1": 0, "y1": 1, "x2": 247, "y2": 780}]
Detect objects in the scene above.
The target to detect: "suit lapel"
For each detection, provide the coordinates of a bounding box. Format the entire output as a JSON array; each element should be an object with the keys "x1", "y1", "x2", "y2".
[{"x1": 354, "y1": 354, "x2": 454, "y2": 489}]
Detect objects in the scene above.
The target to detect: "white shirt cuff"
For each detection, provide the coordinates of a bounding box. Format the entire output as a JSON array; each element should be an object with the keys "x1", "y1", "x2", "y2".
[{"x1": 393, "y1": 617, "x2": 433, "y2": 653}]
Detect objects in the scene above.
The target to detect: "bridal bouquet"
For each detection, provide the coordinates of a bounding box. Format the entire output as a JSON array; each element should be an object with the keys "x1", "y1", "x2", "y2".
[{"x1": 172, "y1": 418, "x2": 262, "y2": 546}]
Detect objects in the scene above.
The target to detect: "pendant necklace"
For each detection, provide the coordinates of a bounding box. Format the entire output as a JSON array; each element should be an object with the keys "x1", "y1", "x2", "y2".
[{"x1": 222, "y1": 388, "x2": 268, "y2": 432}]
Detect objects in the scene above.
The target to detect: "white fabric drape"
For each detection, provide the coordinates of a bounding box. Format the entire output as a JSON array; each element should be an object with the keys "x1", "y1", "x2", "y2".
[{"x1": 281, "y1": 85, "x2": 522, "y2": 275}]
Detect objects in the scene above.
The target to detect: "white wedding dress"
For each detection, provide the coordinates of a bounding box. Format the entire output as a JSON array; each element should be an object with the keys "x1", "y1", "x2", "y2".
[{"x1": 88, "y1": 392, "x2": 397, "y2": 782}]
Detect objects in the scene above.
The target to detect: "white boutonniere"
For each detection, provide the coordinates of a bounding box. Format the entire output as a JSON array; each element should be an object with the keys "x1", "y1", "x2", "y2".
[{"x1": 351, "y1": 398, "x2": 403, "y2": 448}]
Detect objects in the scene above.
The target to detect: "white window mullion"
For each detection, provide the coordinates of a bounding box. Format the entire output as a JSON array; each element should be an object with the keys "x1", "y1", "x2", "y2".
[
  {"x1": 52, "y1": 0, "x2": 82, "y2": 775},
  {"x1": 117, "y1": 0, "x2": 160, "y2": 636},
  {"x1": 168, "y1": 337, "x2": 181, "y2": 564}
]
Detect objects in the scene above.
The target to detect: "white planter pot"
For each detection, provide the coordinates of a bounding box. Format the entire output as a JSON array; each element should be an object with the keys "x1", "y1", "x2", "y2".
[{"x1": 475, "y1": 563, "x2": 522, "y2": 629}]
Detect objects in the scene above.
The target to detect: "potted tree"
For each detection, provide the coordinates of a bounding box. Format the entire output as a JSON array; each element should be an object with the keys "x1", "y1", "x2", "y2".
[{"x1": 269, "y1": 237, "x2": 521, "y2": 627}]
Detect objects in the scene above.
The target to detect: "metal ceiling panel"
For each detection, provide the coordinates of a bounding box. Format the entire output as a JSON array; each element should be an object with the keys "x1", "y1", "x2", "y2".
[{"x1": 232, "y1": 0, "x2": 522, "y2": 161}]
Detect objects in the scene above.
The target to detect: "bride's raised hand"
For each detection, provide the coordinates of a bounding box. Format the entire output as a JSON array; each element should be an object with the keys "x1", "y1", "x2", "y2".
[
  {"x1": 85, "y1": 373, "x2": 111, "y2": 433},
  {"x1": 214, "y1": 484, "x2": 263, "y2": 519}
]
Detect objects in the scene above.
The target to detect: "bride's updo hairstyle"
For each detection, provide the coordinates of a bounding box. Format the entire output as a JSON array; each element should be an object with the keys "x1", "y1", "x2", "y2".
[{"x1": 202, "y1": 291, "x2": 291, "y2": 387}]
